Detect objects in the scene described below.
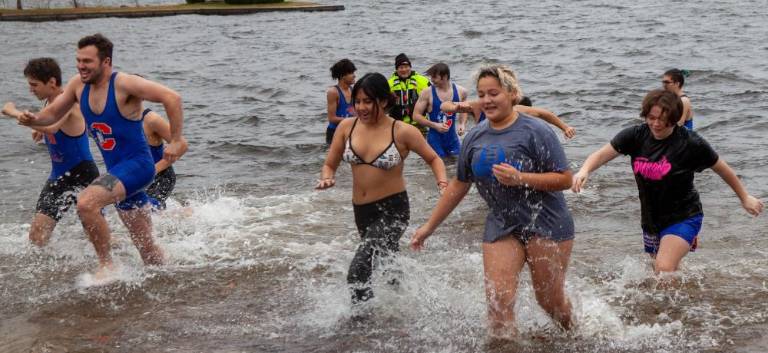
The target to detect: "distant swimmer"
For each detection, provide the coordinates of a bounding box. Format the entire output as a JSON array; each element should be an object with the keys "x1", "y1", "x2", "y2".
[
  {"x1": 141, "y1": 107, "x2": 188, "y2": 210},
  {"x1": 388, "y1": 53, "x2": 430, "y2": 135},
  {"x1": 412, "y1": 63, "x2": 468, "y2": 159},
  {"x1": 662, "y1": 68, "x2": 693, "y2": 130},
  {"x1": 441, "y1": 96, "x2": 576, "y2": 139},
  {"x1": 317, "y1": 72, "x2": 447, "y2": 305},
  {"x1": 325, "y1": 59, "x2": 356, "y2": 145},
  {"x1": 572, "y1": 89, "x2": 763, "y2": 277},
  {"x1": 17, "y1": 34, "x2": 187, "y2": 278},
  {"x1": 411, "y1": 65, "x2": 576, "y2": 338},
  {"x1": 2, "y1": 57, "x2": 99, "y2": 247}
]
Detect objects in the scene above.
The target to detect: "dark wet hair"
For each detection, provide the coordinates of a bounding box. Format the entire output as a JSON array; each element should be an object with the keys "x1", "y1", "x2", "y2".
[
  {"x1": 352, "y1": 73, "x2": 395, "y2": 117},
  {"x1": 426, "y1": 63, "x2": 450, "y2": 80},
  {"x1": 78, "y1": 33, "x2": 113, "y2": 63},
  {"x1": 640, "y1": 89, "x2": 683, "y2": 126},
  {"x1": 663, "y1": 68, "x2": 689, "y2": 87},
  {"x1": 24, "y1": 57, "x2": 62, "y2": 86},
  {"x1": 330, "y1": 59, "x2": 356, "y2": 80},
  {"x1": 518, "y1": 96, "x2": 532, "y2": 107}
]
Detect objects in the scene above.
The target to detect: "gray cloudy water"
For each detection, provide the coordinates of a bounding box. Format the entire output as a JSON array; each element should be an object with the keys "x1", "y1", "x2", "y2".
[{"x1": 1, "y1": 0, "x2": 767, "y2": 352}]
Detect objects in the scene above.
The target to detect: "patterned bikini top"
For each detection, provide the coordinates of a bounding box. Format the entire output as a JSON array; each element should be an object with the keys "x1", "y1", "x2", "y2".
[{"x1": 342, "y1": 118, "x2": 403, "y2": 170}]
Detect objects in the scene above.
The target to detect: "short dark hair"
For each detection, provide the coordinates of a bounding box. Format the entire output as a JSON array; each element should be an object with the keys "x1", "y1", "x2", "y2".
[
  {"x1": 640, "y1": 89, "x2": 683, "y2": 126},
  {"x1": 23, "y1": 57, "x2": 62, "y2": 86},
  {"x1": 352, "y1": 73, "x2": 395, "y2": 119},
  {"x1": 78, "y1": 33, "x2": 113, "y2": 63},
  {"x1": 518, "y1": 96, "x2": 532, "y2": 107},
  {"x1": 426, "y1": 63, "x2": 450, "y2": 80},
  {"x1": 663, "y1": 68, "x2": 688, "y2": 88},
  {"x1": 330, "y1": 59, "x2": 356, "y2": 80}
]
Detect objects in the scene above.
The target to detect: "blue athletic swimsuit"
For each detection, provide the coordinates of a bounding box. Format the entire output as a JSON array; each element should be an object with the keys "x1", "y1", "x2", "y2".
[
  {"x1": 426, "y1": 84, "x2": 461, "y2": 158},
  {"x1": 81, "y1": 72, "x2": 155, "y2": 210},
  {"x1": 328, "y1": 85, "x2": 353, "y2": 130},
  {"x1": 43, "y1": 126, "x2": 94, "y2": 180}
]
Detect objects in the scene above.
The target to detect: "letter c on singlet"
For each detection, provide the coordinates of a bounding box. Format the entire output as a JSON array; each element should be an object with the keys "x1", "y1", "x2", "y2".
[{"x1": 91, "y1": 122, "x2": 116, "y2": 150}]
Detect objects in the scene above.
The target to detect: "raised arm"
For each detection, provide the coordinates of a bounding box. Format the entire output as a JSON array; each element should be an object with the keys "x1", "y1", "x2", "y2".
[
  {"x1": 4, "y1": 101, "x2": 73, "y2": 134},
  {"x1": 710, "y1": 158, "x2": 763, "y2": 216},
  {"x1": 120, "y1": 74, "x2": 184, "y2": 163},
  {"x1": 516, "y1": 105, "x2": 575, "y2": 139},
  {"x1": 571, "y1": 143, "x2": 621, "y2": 192},
  {"x1": 456, "y1": 86, "x2": 469, "y2": 135}
]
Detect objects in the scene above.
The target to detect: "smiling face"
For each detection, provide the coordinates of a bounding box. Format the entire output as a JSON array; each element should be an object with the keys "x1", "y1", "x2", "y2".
[
  {"x1": 396, "y1": 64, "x2": 412, "y2": 79},
  {"x1": 353, "y1": 89, "x2": 384, "y2": 124},
  {"x1": 76, "y1": 45, "x2": 110, "y2": 84},
  {"x1": 645, "y1": 105, "x2": 675, "y2": 139},
  {"x1": 477, "y1": 76, "x2": 516, "y2": 123}
]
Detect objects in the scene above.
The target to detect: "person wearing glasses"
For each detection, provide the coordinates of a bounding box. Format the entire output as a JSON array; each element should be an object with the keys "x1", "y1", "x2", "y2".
[
  {"x1": 661, "y1": 69, "x2": 693, "y2": 130},
  {"x1": 572, "y1": 89, "x2": 763, "y2": 279}
]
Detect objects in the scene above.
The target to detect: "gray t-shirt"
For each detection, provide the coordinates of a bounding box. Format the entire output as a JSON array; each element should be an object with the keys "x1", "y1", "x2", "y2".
[{"x1": 457, "y1": 114, "x2": 574, "y2": 243}]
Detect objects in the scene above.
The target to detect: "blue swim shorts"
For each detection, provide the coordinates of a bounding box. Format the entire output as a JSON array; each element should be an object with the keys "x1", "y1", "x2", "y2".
[{"x1": 643, "y1": 213, "x2": 703, "y2": 254}]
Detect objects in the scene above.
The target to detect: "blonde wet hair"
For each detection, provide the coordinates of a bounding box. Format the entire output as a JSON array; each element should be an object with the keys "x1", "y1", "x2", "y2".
[{"x1": 474, "y1": 64, "x2": 523, "y2": 105}]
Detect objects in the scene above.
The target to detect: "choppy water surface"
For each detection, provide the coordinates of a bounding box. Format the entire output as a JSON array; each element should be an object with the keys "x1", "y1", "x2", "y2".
[{"x1": 1, "y1": 0, "x2": 767, "y2": 352}]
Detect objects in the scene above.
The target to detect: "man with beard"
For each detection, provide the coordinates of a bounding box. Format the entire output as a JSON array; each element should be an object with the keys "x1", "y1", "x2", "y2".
[{"x1": 17, "y1": 33, "x2": 186, "y2": 279}]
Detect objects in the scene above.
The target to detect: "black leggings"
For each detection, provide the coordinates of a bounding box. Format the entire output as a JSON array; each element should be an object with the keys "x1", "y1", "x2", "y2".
[
  {"x1": 146, "y1": 166, "x2": 176, "y2": 209},
  {"x1": 348, "y1": 191, "x2": 410, "y2": 303}
]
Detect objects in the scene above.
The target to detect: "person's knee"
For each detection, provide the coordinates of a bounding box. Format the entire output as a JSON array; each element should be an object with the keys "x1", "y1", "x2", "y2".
[
  {"x1": 654, "y1": 259, "x2": 678, "y2": 273},
  {"x1": 76, "y1": 194, "x2": 102, "y2": 215}
]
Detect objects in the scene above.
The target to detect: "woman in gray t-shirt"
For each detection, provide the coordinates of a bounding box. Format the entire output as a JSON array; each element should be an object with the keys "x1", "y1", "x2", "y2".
[{"x1": 410, "y1": 65, "x2": 575, "y2": 338}]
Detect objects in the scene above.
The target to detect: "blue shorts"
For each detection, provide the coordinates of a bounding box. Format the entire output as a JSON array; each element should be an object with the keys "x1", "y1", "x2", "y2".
[
  {"x1": 643, "y1": 213, "x2": 703, "y2": 254},
  {"x1": 427, "y1": 130, "x2": 461, "y2": 158},
  {"x1": 108, "y1": 156, "x2": 154, "y2": 210}
]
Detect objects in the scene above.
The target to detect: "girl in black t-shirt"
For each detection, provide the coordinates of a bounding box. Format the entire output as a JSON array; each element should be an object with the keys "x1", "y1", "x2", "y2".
[{"x1": 571, "y1": 89, "x2": 763, "y2": 275}]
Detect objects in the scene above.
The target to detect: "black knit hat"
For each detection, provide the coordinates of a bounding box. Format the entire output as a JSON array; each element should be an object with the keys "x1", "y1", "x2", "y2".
[{"x1": 395, "y1": 53, "x2": 411, "y2": 68}]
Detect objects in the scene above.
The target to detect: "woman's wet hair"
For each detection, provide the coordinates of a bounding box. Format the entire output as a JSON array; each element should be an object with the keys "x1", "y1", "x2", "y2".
[
  {"x1": 352, "y1": 73, "x2": 395, "y2": 118},
  {"x1": 330, "y1": 59, "x2": 357, "y2": 80},
  {"x1": 640, "y1": 89, "x2": 684, "y2": 126},
  {"x1": 663, "y1": 68, "x2": 690, "y2": 87},
  {"x1": 474, "y1": 64, "x2": 523, "y2": 105},
  {"x1": 24, "y1": 57, "x2": 62, "y2": 86}
]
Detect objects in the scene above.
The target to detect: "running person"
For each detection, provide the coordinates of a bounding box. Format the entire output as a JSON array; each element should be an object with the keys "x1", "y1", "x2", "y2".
[
  {"x1": 412, "y1": 63, "x2": 468, "y2": 158},
  {"x1": 325, "y1": 59, "x2": 356, "y2": 145},
  {"x1": 17, "y1": 34, "x2": 186, "y2": 277},
  {"x1": 662, "y1": 69, "x2": 693, "y2": 129},
  {"x1": 442, "y1": 98, "x2": 576, "y2": 138},
  {"x1": 572, "y1": 89, "x2": 763, "y2": 275},
  {"x1": 2, "y1": 57, "x2": 99, "y2": 247},
  {"x1": 388, "y1": 53, "x2": 430, "y2": 134},
  {"x1": 411, "y1": 65, "x2": 576, "y2": 338},
  {"x1": 142, "y1": 107, "x2": 188, "y2": 210},
  {"x1": 317, "y1": 72, "x2": 447, "y2": 304}
]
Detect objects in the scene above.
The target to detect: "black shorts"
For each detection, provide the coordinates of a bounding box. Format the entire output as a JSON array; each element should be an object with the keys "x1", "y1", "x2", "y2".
[
  {"x1": 36, "y1": 160, "x2": 100, "y2": 221},
  {"x1": 146, "y1": 166, "x2": 176, "y2": 209}
]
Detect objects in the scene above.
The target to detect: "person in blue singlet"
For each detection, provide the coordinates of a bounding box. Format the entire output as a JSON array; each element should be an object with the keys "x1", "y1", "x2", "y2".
[
  {"x1": 325, "y1": 59, "x2": 356, "y2": 145},
  {"x1": 2, "y1": 57, "x2": 99, "y2": 247},
  {"x1": 317, "y1": 73, "x2": 448, "y2": 305},
  {"x1": 662, "y1": 68, "x2": 694, "y2": 130},
  {"x1": 18, "y1": 34, "x2": 186, "y2": 278},
  {"x1": 412, "y1": 63, "x2": 468, "y2": 159},
  {"x1": 141, "y1": 107, "x2": 188, "y2": 210}
]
